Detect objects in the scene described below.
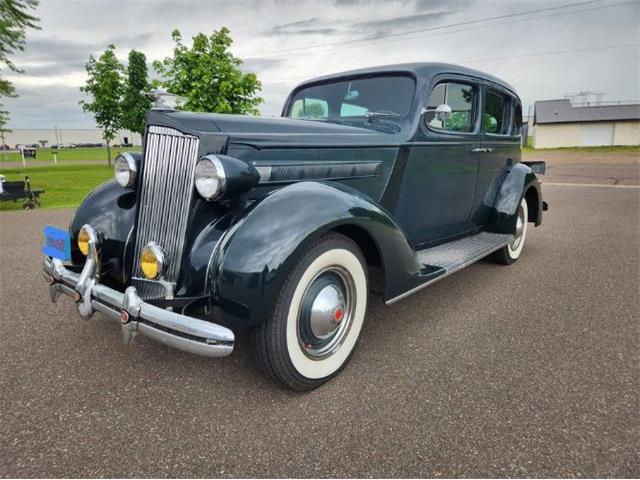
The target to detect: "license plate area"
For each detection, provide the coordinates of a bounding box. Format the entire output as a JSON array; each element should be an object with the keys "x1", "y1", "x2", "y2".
[{"x1": 42, "y1": 225, "x2": 71, "y2": 261}]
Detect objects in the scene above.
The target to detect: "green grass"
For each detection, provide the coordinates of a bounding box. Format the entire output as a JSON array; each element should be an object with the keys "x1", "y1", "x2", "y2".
[
  {"x1": 523, "y1": 145, "x2": 639, "y2": 153},
  {"x1": 0, "y1": 164, "x2": 113, "y2": 211},
  {"x1": 0, "y1": 146, "x2": 142, "y2": 163}
]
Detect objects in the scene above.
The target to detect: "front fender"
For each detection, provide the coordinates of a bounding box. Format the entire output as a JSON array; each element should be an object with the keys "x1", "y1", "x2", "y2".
[
  {"x1": 69, "y1": 180, "x2": 137, "y2": 285},
  {"x1": 208, "y1": 181, "x2": 418, "y2": 330},
  {"x1": 486, "y1": 163, "x2": 542, "y2": 234}
]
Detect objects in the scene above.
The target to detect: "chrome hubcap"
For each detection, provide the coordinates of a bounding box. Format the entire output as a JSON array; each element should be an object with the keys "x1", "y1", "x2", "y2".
[
  {"x1": 297, "y1": 267, "x2": 356, "y2": 359},
  {"x1": 309, "y1": 284, "x2": 346, "y2": 339},
  {"x1": 511, "y1": 205, "x2": 525, "y2": 250}
]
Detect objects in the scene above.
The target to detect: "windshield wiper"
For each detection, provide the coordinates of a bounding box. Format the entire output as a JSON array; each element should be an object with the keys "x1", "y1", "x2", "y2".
[{"x1": 364, "y1": 111, "x2": 392, "y2": 121}]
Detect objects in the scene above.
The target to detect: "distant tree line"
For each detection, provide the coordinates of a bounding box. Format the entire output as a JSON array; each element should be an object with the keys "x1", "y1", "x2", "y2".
[{"x1": 80, "y1": 27, "x2": 263, "y2": 165}]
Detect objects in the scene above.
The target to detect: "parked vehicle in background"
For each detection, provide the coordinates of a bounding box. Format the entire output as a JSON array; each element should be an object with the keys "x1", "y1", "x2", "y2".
[
  {"x1": 51, "y1": 143, "x2": 77, "y2": 149},
  {"x1": 15, "y1": 143, "x2": 39, "y2": 149},
  {"x1": 1, "y1": 175, "x2": 44, "y2": 209},
  {"x1": 42, "y1": 62, "x2": 547, "y2": 390}
]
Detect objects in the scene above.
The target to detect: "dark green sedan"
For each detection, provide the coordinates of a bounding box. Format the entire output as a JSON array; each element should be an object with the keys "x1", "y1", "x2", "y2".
[{"x1": 42, "y1": 63, "x2": 546, "y2": 390}]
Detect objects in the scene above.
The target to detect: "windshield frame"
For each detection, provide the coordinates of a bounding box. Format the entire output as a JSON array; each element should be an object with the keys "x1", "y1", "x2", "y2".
[{"x1": 281, "y1": 72, "x2": 418, "y2": 132}]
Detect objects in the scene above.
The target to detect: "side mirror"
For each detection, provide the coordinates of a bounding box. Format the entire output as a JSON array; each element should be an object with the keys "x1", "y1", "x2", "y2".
[{"x1": 434, "y1": 104, "x2": 452, "y2": 122}]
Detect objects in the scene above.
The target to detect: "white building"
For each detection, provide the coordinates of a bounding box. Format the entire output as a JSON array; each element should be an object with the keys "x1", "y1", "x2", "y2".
[{"x1": 532, "y1": 99, "x2": 640, "y2": 148}]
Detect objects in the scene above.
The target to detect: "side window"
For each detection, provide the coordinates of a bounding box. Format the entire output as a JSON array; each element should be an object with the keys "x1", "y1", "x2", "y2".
[
  {"x1": 290, "y1": 98, "x2": 328, "y2": 119},
  {"x1": 425, "y1": 82, "x2": 476, "y2": 133},
  {"x1": 484, "y1": 89, "x2": 510, "y2": 135}
]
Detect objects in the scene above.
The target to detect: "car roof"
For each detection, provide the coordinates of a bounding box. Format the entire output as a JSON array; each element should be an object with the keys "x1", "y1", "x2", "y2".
[{"x1": 294, "y1": 62, "x2": 518, "y2": 96}]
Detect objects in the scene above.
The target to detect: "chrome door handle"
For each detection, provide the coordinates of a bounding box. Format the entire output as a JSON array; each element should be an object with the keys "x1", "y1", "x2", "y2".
[{"x1": 470, "y1": 147, "x2": 494, "y2": 153}]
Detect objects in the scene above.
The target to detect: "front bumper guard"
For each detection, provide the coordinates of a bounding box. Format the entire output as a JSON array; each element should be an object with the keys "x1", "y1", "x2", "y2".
[{"x1": 42, "y1": 251, "x2": 234, "y2": 358}]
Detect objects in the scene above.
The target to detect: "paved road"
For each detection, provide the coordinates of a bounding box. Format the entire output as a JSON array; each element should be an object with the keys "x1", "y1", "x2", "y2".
[
  {"x1": 545, "y1": 163, "x2": 639, "y2": 186},
  {"x1": 1, "y1": 184, "x2": 638, "y2": 477}
]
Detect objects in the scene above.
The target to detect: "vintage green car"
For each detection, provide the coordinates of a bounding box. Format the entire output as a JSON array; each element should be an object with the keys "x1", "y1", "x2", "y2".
[{"x1": 43, "y1": 63, "x2": 546, "y2": 390}]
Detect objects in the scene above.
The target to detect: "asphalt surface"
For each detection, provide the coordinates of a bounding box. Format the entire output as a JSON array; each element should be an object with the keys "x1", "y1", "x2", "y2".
[
  {"x1": 1, "y1": 182, "x2": 639, "y2": 477},
  {"x1": 545, "y1": 163, "x2": 639, "y2": 186}
]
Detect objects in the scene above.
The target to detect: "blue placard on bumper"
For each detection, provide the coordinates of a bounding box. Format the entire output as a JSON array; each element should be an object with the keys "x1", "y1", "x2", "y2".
[{"x1": 42, "y1": 225, "x2": 71, "y2": 261}]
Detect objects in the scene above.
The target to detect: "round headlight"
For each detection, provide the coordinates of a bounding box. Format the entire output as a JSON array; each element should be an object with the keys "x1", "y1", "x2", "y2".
[
  {"x1": 114, "y1": 153, "x2": 137, "y2": 187},
  {"x1": 195, "y1": 155, "x2": 225, "y2": 200},
  {"x1": 77, "y1": 224, "x2": 98, "y2": 256},
  {"x1": 140, "y1": 242, "x2": 166, "y2": 280}
]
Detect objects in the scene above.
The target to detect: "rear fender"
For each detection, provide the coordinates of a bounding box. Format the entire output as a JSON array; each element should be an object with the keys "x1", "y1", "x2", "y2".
[
  {"x1": 207, "y1": 181, "x2": 419, "y2": 330},
  {"x1": 486, "y1": 163, "x2": 542, "y2": 234}
]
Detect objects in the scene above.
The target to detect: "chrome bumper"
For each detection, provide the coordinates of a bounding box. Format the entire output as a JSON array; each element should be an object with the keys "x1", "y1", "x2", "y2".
[{"x1": 42, "y1": 252, "x2": 234, "y2": 358}]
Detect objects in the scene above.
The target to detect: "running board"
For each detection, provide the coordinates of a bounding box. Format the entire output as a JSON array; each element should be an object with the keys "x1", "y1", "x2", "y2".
[{"x1": 386, "y1": 232, "x2": 514, "y2": 304}]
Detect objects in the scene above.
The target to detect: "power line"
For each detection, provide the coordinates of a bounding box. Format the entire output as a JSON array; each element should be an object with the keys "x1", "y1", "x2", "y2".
[
  {"x1": 460, "y1": 42, "x2": 639, "y2": 64},
  {"x1": 260, "y1": 43, "x2": 639, "y2": 84},
  {"x1": 252, "y1": 0, "x2": 637, "y2": 59},
  {"x1": 236, "y1": 0, "x2": 611, "y2": 58}
]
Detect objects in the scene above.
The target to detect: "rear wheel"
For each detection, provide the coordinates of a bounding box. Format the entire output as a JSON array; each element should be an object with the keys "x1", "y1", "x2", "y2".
[
  {"x1": 492, "y1": 197, "x2": 528, "y2": 265},
  {"x1": 251, "y1": 233, "x2": 368, "y2": 391}
]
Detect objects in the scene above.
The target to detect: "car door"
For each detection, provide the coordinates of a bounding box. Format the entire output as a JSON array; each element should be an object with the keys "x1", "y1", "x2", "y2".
[
  {"x1": 393, "y1": 76, "x2": 481, "y2": 248},
  {"x1": 469, "y1": 84, "x2": 522, "y2": 228}
]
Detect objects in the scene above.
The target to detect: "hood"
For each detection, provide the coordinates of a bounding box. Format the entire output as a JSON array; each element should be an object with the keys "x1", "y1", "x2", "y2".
[{"x1": 146, "y1": 109, "x2": 405, "y2": 149}]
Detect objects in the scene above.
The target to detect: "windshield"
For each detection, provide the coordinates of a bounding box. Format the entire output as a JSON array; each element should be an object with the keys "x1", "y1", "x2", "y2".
[{"x1": 285, "y1": 75, "x2": 415, "y2": 129}]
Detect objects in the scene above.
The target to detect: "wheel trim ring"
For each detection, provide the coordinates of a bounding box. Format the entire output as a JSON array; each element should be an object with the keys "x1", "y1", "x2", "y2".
[
  {"x1": 285, "y1": 248, "x2": 368, "y2": 380},
  {"x1": 511, "y1": 205, "x2": 525, "y2": 250},
  {"x1": 508, "y1": 199, "x2": 528, "y2": 256}
]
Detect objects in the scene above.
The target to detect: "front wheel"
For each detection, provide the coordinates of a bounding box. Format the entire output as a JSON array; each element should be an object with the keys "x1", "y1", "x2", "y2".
[
  {"x1": 491, "y1": 197, "x2": 528, "y2": 265},
  {"x1": 251, "y1": 233, "x2": 368, "y2": 391}
]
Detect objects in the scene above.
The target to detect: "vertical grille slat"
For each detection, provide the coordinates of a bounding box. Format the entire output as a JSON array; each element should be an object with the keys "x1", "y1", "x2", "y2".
[{"x1": 132, "y1": 125, "x2": 200, "y2": 299}]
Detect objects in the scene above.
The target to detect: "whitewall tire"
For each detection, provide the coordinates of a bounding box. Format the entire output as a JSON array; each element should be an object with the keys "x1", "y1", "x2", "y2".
[
  {"x1": 492, "y1": 197, "x2": 528, "y2": 265},
  {"x1": 251, "y1": 233, "x2": 368, "y2": 391}
]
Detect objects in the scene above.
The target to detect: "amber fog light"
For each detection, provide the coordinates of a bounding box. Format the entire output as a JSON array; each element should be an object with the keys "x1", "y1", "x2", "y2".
[
  {"x1": 77, "y1": 225, "x2": 98, "y2": 256},
  {"x1": 140, "y1": 242, "x2": 166, "y2": 280}
]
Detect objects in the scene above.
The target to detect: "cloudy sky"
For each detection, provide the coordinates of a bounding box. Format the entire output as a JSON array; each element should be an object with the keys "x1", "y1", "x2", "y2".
[{"x1": 3, "y1": 0, "x2": 639, "y2": 128}]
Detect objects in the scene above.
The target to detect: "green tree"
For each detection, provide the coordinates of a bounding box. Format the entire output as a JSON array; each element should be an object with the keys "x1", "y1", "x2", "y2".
[
  {"x1": 80, "y1": 44, "x2": 124, "y2": 166},
  {"x1": 153, "y1": 28, "x2": 263, "y2": 114},
  {"x1": 0, "y1": 106, "x2": 11, "y2": 160},
  {"x1": 122, "y1": 49, "x2": 151, "y2": 135},
  {"x1": 305, "y1": 103, "x2": 326, "y2": 118},
  {"x1": 0, "y1": 106, "x2": 11, "y2": 140},
  {"x1": 0, "y1": 0, "x2": 40, "y2": 98}
]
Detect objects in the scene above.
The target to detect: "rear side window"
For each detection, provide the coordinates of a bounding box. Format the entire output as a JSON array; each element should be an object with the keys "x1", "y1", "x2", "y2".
[
  {"x1": 290, "y1": 98, "x2": 328, "y2": 119},
  {"x1": 484, "y1": 89, "x2": 510, "y2": 135},
  {"x1": 425, "y1": 82, "x2": 476, "y2": 133}
]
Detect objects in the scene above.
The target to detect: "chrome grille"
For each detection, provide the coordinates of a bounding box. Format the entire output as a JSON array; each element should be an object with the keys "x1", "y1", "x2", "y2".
[{"x1": 132, "y1": 125, "x2": 200, "y2": 298}]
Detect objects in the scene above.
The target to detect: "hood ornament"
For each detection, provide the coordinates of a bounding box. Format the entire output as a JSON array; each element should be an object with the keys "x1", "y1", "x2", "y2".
[{"x1": 148, "y1": 89, "x2": 184, "y2": 110}]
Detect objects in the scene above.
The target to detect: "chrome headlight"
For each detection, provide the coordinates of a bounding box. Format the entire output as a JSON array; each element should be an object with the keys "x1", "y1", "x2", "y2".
[
  {"x1": 114, "y1": 152, "x2": 138, "y2": 187},
  {"x1": 195, "y1": 155, "x2": 226, "y2": 201}
]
